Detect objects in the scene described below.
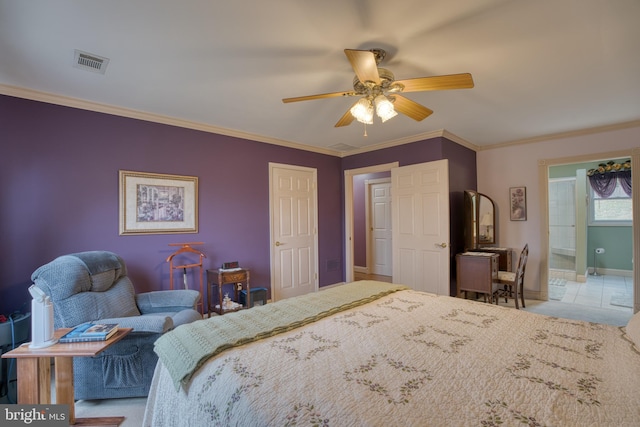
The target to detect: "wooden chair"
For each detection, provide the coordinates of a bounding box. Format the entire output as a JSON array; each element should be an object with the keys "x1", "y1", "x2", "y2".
[{"x1": 494, "y1": 244, "x2": 528, "y2": 309}]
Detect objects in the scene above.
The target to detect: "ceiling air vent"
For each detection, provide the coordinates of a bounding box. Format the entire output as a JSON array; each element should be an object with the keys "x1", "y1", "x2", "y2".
[
  {"x1": 73, "y1": 49, "x2": 109, "y2": 74},
  {"x1": 329, "y1": 143, "x2": 358, "y2": 152}
]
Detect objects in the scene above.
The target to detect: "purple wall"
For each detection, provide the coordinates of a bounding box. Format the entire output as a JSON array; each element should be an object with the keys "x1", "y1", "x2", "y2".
[
  {"x1": 0, "y1": 95, "x2": 477, "y2": 314},
  {"x1": 0, "y1": 95, "x2": 343, "y2": 315}
]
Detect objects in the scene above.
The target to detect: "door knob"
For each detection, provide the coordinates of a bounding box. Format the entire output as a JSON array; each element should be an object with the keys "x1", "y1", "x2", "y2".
[
  {"x1": 275, "y1": 241, "x2": 283, "y2": 246},
  {"x1": 436, "y1": 242, "x2": 447, "y2": 248}
]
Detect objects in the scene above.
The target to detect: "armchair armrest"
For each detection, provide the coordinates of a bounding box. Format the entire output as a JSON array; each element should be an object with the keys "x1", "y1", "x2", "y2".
[
  {"x1": 99, "y1": 315, "x2": 173, "y2": 334},
  {"x1": 136, "y1": 289, "x2": 200, "y2": 314}
]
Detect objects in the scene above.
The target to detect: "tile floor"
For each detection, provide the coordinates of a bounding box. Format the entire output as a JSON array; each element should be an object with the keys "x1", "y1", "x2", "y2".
[{"x1": 550, "y1": 274, "x2": 634, "y2": 313}]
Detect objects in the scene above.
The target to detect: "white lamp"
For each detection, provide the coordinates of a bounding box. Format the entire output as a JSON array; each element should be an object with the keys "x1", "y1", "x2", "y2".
[
  {"x1": 374, "y1": 95, "x2": 397, "y2": 122},
  {"x1": 350, "y1": 97, "x2": 374, "y2": 124}
]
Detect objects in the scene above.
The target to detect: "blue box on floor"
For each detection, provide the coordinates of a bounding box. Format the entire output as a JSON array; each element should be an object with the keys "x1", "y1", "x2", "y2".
[{"x1": 239, "y1": 288, "x2": 267, "y2": 307}]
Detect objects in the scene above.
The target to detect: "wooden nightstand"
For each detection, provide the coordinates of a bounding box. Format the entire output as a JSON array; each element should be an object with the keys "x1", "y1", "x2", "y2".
[
  {"x1": 207, "y1": 268, "x2": 251, "y2": 315},
  {"x1": 2, "y1": 327, "x2": 132, "y2": 426}
]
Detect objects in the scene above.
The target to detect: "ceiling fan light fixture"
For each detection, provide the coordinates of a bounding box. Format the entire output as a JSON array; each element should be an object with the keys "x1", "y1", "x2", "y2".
[
  {"x1": 374, "y1": 95, "x2": 397, "y2": 122},
  {"x1": 351, "y1": 97, "x2": 374, "y2": 124}
]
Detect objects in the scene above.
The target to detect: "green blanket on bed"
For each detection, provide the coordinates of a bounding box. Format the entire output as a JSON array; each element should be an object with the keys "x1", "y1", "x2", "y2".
[{"x1": 154, "y1": 280, "x2": 409, "y2": 389}]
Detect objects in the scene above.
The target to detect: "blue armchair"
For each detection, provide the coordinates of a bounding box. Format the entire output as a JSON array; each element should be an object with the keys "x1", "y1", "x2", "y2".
[{"x1": 31, "y1": 251, "x2": 201, "y2": 400}]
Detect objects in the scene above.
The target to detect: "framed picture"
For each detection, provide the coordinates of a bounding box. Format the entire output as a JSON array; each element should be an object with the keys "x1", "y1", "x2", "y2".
[
  {"x1": 119, "y1": 170, "x2": 198, "y2": 235},
  {"x1": 509, "y1": 186, "x2": 527, "y2": 221}
]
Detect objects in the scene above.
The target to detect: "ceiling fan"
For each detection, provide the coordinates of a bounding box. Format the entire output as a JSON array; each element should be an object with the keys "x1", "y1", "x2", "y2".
[{"x1": 282, "y1": 48, "x2": 474, "y2": 127}]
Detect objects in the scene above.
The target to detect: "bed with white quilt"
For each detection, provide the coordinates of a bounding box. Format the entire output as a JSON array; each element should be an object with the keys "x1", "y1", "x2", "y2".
[{"x1": 143, "y1": 281, "x2": 640, "y2": 426}]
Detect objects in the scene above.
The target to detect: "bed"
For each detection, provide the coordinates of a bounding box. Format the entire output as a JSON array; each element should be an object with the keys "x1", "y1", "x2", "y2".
[{"x1": 143, "y1": 281, "x2": 640, "y2": 426}]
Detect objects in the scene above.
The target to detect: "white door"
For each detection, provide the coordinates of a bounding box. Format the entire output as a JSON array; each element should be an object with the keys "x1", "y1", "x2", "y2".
[
  {"x1": 370, "y1": 181, "x2": 392, "y2": 276},
  {"x1": 392, "y1": 159, "x2": 450, "y2": 295},
  {"x1": 269, "y1": 163, "x2": 318, "y2": 301}
]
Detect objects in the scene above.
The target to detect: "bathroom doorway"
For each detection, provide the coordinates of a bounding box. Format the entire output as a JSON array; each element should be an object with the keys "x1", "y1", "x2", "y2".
[{"x1": 546, "y1": 158, "x2": 633, "y2": 315}]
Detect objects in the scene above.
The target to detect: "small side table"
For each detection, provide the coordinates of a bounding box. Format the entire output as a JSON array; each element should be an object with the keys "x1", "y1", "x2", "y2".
[
  {"x1": 2, "y1": 327, "x2": 132, "y2": 426},
  {"x1": 207, "y1": 268, "x2": 250, "y2": 315}
]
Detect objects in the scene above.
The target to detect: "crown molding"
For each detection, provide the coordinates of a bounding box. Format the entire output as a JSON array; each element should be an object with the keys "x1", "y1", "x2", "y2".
[
  {"x1": 441, "y1": 130, "x2": 479, "y2": 151},
  {"x1": 1, "y1": 83, "x2": 484, "y2": 157},
  {"x1": 0, "y1": 83, "x2": 342, "y2": 157},
  {"x1": 481, "y1": 119, "x2": 640, "y2": 151},
  {"x1": 10, "y1": 83, "x2": 631, "y2": 157},
  {"x1": 339, "y1": 129, "x2": 479, "y2": 157}
]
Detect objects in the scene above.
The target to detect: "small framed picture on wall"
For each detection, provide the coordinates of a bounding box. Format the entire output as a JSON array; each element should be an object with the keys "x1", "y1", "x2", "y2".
[{"x1": 509, "y1": 186, "x2": 527, "y2": 221}]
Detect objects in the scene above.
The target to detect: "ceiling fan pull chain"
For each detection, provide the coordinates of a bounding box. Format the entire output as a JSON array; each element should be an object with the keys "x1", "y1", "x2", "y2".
[{"x1": 363, "y1": 123, "x2": 368, "y2": 137}]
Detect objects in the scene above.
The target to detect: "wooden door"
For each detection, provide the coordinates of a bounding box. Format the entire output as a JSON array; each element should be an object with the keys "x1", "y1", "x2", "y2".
[
  {"x1": 269, "y1": 163, "x2": 318, "y2": 301},
  {"x1": 370, "y1": 180, "x2": 392, "y2": 276},
  {"x1": 392, "y1": 159, "x2": 450, "y2": 295}
]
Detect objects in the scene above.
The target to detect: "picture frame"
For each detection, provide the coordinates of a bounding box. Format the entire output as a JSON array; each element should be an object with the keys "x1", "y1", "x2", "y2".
[
  {"x1": 509, "y1": 186, "x2": 527, "y2": 221},
  {"x1": 119, "y1": 170, "x2": 198, "y2": 235}
]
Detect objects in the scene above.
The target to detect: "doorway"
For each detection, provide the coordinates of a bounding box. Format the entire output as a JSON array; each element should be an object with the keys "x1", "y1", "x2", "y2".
[
  {"x1": 345, "y1": 163, "x2": 398, "y2": 283},
  {"x1": 541, "y1": 150, "x2": 637, "y2": 315},
  {"x1": 345, "y1": 160, "x2": 451, "y2": 296}
]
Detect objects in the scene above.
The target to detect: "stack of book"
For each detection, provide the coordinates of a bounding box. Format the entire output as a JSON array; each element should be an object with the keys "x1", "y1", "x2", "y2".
[{"x1": 59, "y1": 323, "x2": 119, "y2": 343}]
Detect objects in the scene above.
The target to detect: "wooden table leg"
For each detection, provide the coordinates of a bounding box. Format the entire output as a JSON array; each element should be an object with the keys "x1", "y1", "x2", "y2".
[
  {"x1": 54, "y1": 357, "x2": 125, "y2": 426},
  {"x1": 55, "y1": 356, "x2": 75, "y2": 424},
  {"x1": 16, "y1": 357, "x2": 51, "y2": 404}
]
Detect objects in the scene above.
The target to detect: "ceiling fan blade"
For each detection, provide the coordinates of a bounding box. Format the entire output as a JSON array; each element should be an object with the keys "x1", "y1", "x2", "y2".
[
  {"x1": 393, "y1": 95, "x2": 433, "y2": 121},
  {"x1": 335, "y1": 106, "x2": 356, "y2": 127},
  {"x1": 395, "y1": 73, "x2": 474, "y2": 93},
  {"x1": 283, "y1": 90, "x2": 355, "y2": 103},
  {"x1": 344, "y1": 49, "x2": 381, "y2": 85}
]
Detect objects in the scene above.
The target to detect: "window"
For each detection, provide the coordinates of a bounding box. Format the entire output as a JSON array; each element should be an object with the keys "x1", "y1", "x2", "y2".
[{"x1": 590, "y1": 179, "x2": 632, "y2": 225}]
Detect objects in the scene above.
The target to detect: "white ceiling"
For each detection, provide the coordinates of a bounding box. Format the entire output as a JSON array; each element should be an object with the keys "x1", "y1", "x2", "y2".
[{"x1": 1, "y1": 0, "x2": 639, "y2": 155}]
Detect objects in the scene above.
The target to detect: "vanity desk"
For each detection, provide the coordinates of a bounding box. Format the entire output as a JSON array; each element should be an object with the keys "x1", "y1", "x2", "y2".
[
  {"x1": 456, "y1": 252, "x2": 499, "y2": 303},
  {"x1": 458, "y1": 190, "x2": 502, "y2": 303},
  {"x1": 469, "y1": 247, "x2": 513, "y2": 272}
]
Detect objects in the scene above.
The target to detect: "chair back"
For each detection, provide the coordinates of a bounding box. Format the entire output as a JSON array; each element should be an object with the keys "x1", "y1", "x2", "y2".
[
  {"x1": 31, "y1": 251, "x2": 141, "y2": 328},
  {"x1": 514, "y1": 244, "x2": 529, "y2": 288}
]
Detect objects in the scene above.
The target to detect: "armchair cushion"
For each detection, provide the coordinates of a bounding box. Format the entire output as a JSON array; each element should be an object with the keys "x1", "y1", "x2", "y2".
[
  {"x1": 136, "y1": 289, "x2": 200, "y2": 314},
  {"x1": 98, "y1": 315, "x2": 174, "y2": 334}
]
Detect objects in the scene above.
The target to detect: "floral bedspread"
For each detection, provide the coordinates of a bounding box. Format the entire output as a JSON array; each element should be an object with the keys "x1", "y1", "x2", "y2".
[{"x1": 144, "y1": 287, "x2": 640, "y2": 426}]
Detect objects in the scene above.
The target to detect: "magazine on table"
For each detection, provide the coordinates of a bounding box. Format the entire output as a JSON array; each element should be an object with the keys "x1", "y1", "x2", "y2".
[{"x1": 59, "y1": 323, "x2": 119, "y2": 343}]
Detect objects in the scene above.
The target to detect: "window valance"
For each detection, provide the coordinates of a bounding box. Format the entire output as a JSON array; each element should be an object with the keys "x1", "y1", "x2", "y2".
[{"x1": 587, "y1": 160, "x2": 631, "y2": 198}]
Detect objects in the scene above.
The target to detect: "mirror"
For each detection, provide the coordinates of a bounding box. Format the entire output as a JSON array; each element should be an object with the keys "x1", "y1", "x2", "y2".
[{"x1": 464, "y1": 190, "x2": 496, "y2": 249}]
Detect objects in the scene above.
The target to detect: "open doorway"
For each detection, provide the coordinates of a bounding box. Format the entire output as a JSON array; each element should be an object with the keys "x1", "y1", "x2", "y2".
[
  {"x1": 352, "y1": 175, "x2": 392, "y2": 281},
  {"x1": 345, "y1": 160, "x2": 451, "y2": 295},
  {"x1": 344, "y1": 163, "x2": 398, "y2": 283},
  {"x1": 541, "y1": 151, "x2": 636, "y2": 317}
]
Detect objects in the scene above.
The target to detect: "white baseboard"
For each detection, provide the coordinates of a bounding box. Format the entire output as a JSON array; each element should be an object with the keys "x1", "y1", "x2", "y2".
[
  {"x1": 588, "y1": 267, "x2": 633, "y2": 277},
  {"x1": 524, "y1": 290, "x2": 544, "y2": 301}
]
